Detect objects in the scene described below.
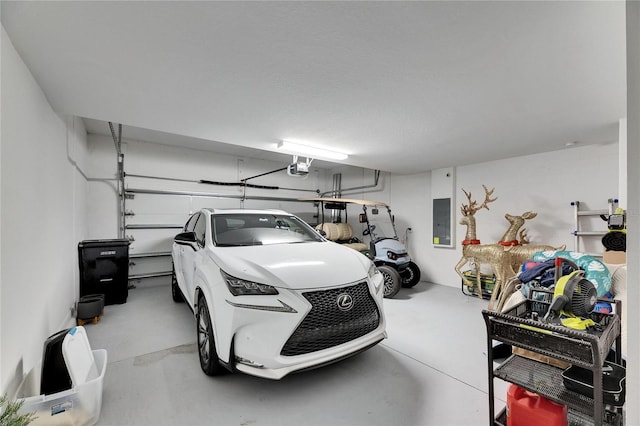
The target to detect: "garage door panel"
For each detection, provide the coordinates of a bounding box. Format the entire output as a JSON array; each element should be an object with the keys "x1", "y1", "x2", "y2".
[
  {"x1": 126, "y1": 193, "x2": 192, "y2": 214},
  {"x1": 189, "y1": 196, "x2": 240, "y2": 211},
  {"x1": 127, "y1": 229, "x2": 175, "y2": 255},
  {"x1": 129, "y1": 256, "x2": 172, "y2": 276}
]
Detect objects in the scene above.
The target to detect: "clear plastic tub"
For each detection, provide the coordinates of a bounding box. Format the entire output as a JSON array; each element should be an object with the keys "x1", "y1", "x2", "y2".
[{"x1": 15, "y1": 349, "x2": 107, "y2": 426}]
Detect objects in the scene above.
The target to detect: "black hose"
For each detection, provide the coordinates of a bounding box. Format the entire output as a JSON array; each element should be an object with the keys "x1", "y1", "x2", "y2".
[
  {"x1": 199, "y1": 179, "x2": 280, "y2": 190},
  {"x1": 602, "y1": 232, "x2": 626, "y2": 252}
]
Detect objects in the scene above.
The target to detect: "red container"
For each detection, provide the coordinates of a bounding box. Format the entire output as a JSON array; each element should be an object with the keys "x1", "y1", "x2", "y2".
[{"x1": 507, "y1": 384, "x2": 567, "y2": 426}]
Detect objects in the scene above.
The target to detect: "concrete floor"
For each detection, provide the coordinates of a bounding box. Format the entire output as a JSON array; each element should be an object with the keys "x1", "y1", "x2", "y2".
[{"x1": 85, "y1": 281, "x2": 508, "y2": 426}]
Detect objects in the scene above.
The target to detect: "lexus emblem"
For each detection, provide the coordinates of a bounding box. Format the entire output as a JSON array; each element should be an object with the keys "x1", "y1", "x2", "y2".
[{"x1": 337, "y1": 293, "x2": 354, "y2": 311}]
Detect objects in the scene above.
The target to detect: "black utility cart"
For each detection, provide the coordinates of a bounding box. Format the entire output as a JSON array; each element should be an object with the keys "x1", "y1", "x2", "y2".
[{"x1": 482, "y1": 296, "x2": 624, "y2": 426}]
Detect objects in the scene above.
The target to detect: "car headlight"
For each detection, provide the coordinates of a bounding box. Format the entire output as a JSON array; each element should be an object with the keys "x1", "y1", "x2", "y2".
[
  {"x1": 368, "y1": 262, "x2": 378, "y2": 278},
  {"x1": 221, "y1": 271, "x2": 279, "y2": 296},
  {"x1": 368, "y1": 263, "x2": 383, "y2": 292}
]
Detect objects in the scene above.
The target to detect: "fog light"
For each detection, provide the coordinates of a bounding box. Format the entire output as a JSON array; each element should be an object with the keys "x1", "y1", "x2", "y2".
[{"x1": 235, "y1": 356, "x2": 264, "y2": 368}]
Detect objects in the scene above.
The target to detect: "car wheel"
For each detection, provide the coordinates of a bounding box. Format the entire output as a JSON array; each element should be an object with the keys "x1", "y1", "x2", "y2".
[
  {"x1": 196, "y1": 296, "x2": 225, "y2": 376},
  {"x1": 400, "y1": 261, "x2": 421, "y2": 288},
  {"x1": 377, "y1": 265, "x2": 401, "y2": 298},
  {"x1": 171, "y1": 265, "x2": 184, "y2": 303}
]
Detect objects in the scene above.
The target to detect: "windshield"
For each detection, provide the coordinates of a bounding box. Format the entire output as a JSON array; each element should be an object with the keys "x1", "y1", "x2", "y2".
[
  {"x1": 212, "y1": 213, "x2": 324, "y2": 247},
  {"x1": 366, "y1": 207, "x2": 397, "y2": 241}
]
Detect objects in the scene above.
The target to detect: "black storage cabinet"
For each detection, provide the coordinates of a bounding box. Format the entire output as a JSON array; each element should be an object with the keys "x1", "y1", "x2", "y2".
[{"x1": 78, "y1": 239, "x2": 130, "y2": 305}]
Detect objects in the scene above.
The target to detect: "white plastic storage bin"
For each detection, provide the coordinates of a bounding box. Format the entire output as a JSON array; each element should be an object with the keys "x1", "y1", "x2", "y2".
[{"x1": 15, "y1": 349, "x2": 107, "y2": 426}]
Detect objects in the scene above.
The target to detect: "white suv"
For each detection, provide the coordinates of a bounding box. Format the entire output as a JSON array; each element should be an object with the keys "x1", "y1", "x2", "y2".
[{"x1": 171, "y1": 208, "x2": 387, "y2": 379}]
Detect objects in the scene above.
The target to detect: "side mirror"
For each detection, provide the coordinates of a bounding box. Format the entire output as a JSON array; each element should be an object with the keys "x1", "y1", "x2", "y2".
[
  {"x1": 175, "y1": 231, "x2": 197, "y2": 248},
  {"x1": 359, "y1": 213, "x2": 367, "y2": 223},
  {"x1": 317, "y1": 229, "x2": 327, "y2": 237}
]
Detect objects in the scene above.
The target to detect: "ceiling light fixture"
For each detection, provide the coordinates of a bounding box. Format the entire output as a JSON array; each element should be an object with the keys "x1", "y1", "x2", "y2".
[{"x1": 277, "y1": 140, "x2": 348, "y2": 161}]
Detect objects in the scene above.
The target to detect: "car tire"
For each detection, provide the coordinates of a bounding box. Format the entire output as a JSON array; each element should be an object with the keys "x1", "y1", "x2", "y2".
[
  {"x1": 400, "y1": 261, "x2": 421, "y2": 288},
  {"x1": 171, "y1": 265, "x2": 184, "y2": 303},
  {"x1": 377, "y1": 265, "x2": 401, "y2": 298},
  {"x1": 196, "y1": 296, "x2": 226, "y2": 376}
]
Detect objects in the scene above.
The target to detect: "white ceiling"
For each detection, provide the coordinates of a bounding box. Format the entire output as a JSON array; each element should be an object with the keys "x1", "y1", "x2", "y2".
[{"x1": 1, "y1": 1, "x2": 626, "y2": 174}]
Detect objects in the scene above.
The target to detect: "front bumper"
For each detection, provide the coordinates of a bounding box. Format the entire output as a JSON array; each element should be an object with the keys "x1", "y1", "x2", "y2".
[
  {"x1": 235, "y1": 331, "x2": 386, "y2": 379},
  {"x1": 212, "y1": 278, "x2": 386, "y2": 380}
]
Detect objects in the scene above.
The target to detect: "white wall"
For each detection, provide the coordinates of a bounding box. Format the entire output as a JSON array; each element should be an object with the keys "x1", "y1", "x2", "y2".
[
  {"x1": 425, "y1": 143, "x2": 619, "y2": 287},
  {"x1": 87, "y1": 135, "x2": 328, "y2": 236},
  {"x1": 324, "y1": 143, "x2": 618, "y2": 288},
  {"x1": 386, "y1": 173, "x2": 431, "y2": 277},
  {"x1": 86, "y1": 136, "x2": 330, "y2": 284},
  {"x1": 0, "y1": 27, "x2": 89, "y2": 396}
]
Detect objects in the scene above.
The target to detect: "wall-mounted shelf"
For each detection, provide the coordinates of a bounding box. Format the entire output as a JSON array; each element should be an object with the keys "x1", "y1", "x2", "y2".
[{"x1": 571, "y1": 199, "x2": 618, "y2": 256}]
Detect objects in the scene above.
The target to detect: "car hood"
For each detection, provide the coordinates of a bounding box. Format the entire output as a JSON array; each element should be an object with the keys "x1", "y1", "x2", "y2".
[{"x1": 210, "y1": 241, "x2": 370, "y2": 290}]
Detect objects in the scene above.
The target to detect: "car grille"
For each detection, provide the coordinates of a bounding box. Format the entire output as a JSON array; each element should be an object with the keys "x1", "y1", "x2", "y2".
[{"x1": 280, "y1": 281, "x2": 380, "y2": 356}]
